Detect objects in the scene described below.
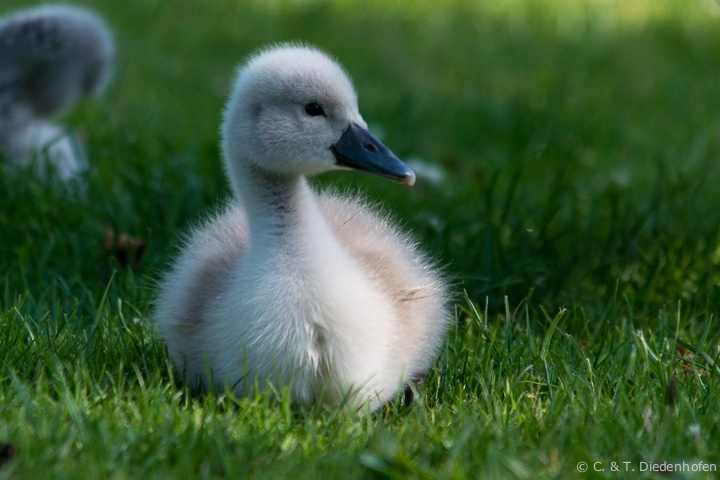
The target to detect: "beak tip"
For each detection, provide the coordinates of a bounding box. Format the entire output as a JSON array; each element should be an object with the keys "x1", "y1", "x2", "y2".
[{"x1": 403, "y1": 170, "x2": 417, "y2": 186}]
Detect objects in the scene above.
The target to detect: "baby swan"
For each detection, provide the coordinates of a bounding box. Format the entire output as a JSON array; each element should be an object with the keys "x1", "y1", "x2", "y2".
[
  {"x1": 0, "y1": 5, "x2": 114, "y2": 181},
  {"x1": 155, "y1": 45, "x2": 450, "y2": 411}
]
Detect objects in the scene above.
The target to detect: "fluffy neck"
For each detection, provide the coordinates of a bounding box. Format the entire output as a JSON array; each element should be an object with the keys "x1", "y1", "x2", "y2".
[
  {"x1": 235, "y1": 164, "x2": 316, "y2": 245},
  {"x1": 231, "y1": 161, "x2": 352, "y2": 301}
]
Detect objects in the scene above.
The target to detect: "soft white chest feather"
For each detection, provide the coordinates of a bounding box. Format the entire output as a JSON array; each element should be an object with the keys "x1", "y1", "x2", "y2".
[{"x1": 206, "y1": 187, "x2": 398, "y2": 401}]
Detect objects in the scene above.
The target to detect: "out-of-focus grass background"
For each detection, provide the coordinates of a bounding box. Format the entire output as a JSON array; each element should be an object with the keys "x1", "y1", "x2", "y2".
[{"x1": 2, "y1": 0, "x2": 720, "y2": 478}]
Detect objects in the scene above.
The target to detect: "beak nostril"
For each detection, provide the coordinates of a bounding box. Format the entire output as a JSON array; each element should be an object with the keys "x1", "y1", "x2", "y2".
[{"x1": 365, "y1": 143, "x2": 376, "y2": 152}]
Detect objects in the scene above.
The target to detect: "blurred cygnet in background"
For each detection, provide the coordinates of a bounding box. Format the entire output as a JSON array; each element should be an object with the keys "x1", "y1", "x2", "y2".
[{"x1": 0, "y1": 4, "x2": 113, "y2": 182}]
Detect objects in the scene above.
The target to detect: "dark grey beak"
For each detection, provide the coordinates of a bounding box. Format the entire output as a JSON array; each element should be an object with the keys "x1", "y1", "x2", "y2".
[{"x1": 331, "y1": 124, "x2": 416, "y2": 186}]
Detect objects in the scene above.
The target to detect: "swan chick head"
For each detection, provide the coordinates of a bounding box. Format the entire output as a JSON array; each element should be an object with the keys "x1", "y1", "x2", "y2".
[
  {"x1": 222, "y1": 44, "x2": 415, "y2": 190},
  {"x1": 0, "y1": 4, "x2": 114, "y2": 124}
]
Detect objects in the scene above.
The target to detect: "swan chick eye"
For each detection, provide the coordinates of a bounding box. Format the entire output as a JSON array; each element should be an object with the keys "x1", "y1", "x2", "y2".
[{"x1": 304, "y1": 102, "x2": 326, "y2": 117}]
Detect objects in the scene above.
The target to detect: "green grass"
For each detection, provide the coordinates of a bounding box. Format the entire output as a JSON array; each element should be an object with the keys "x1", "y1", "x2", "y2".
[{"x1": 2, "y1": 0, "x2": 720, "y2": 478}]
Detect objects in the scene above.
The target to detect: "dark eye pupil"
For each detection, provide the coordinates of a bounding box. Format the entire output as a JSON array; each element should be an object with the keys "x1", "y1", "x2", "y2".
[{"x1": 304, "y1": 102, "x2": 325, "y2": 116}]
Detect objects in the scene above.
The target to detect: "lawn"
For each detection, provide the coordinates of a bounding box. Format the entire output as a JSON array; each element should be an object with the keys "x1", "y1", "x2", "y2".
[{"x1": 2, "y1": 0, "x2": 720, "y2": 478}]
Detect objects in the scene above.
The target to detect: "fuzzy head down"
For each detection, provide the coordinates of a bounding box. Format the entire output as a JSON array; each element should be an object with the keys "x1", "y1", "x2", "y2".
[{"x1": 221, "y1": 44, "x2": 367, "y2": 193}]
